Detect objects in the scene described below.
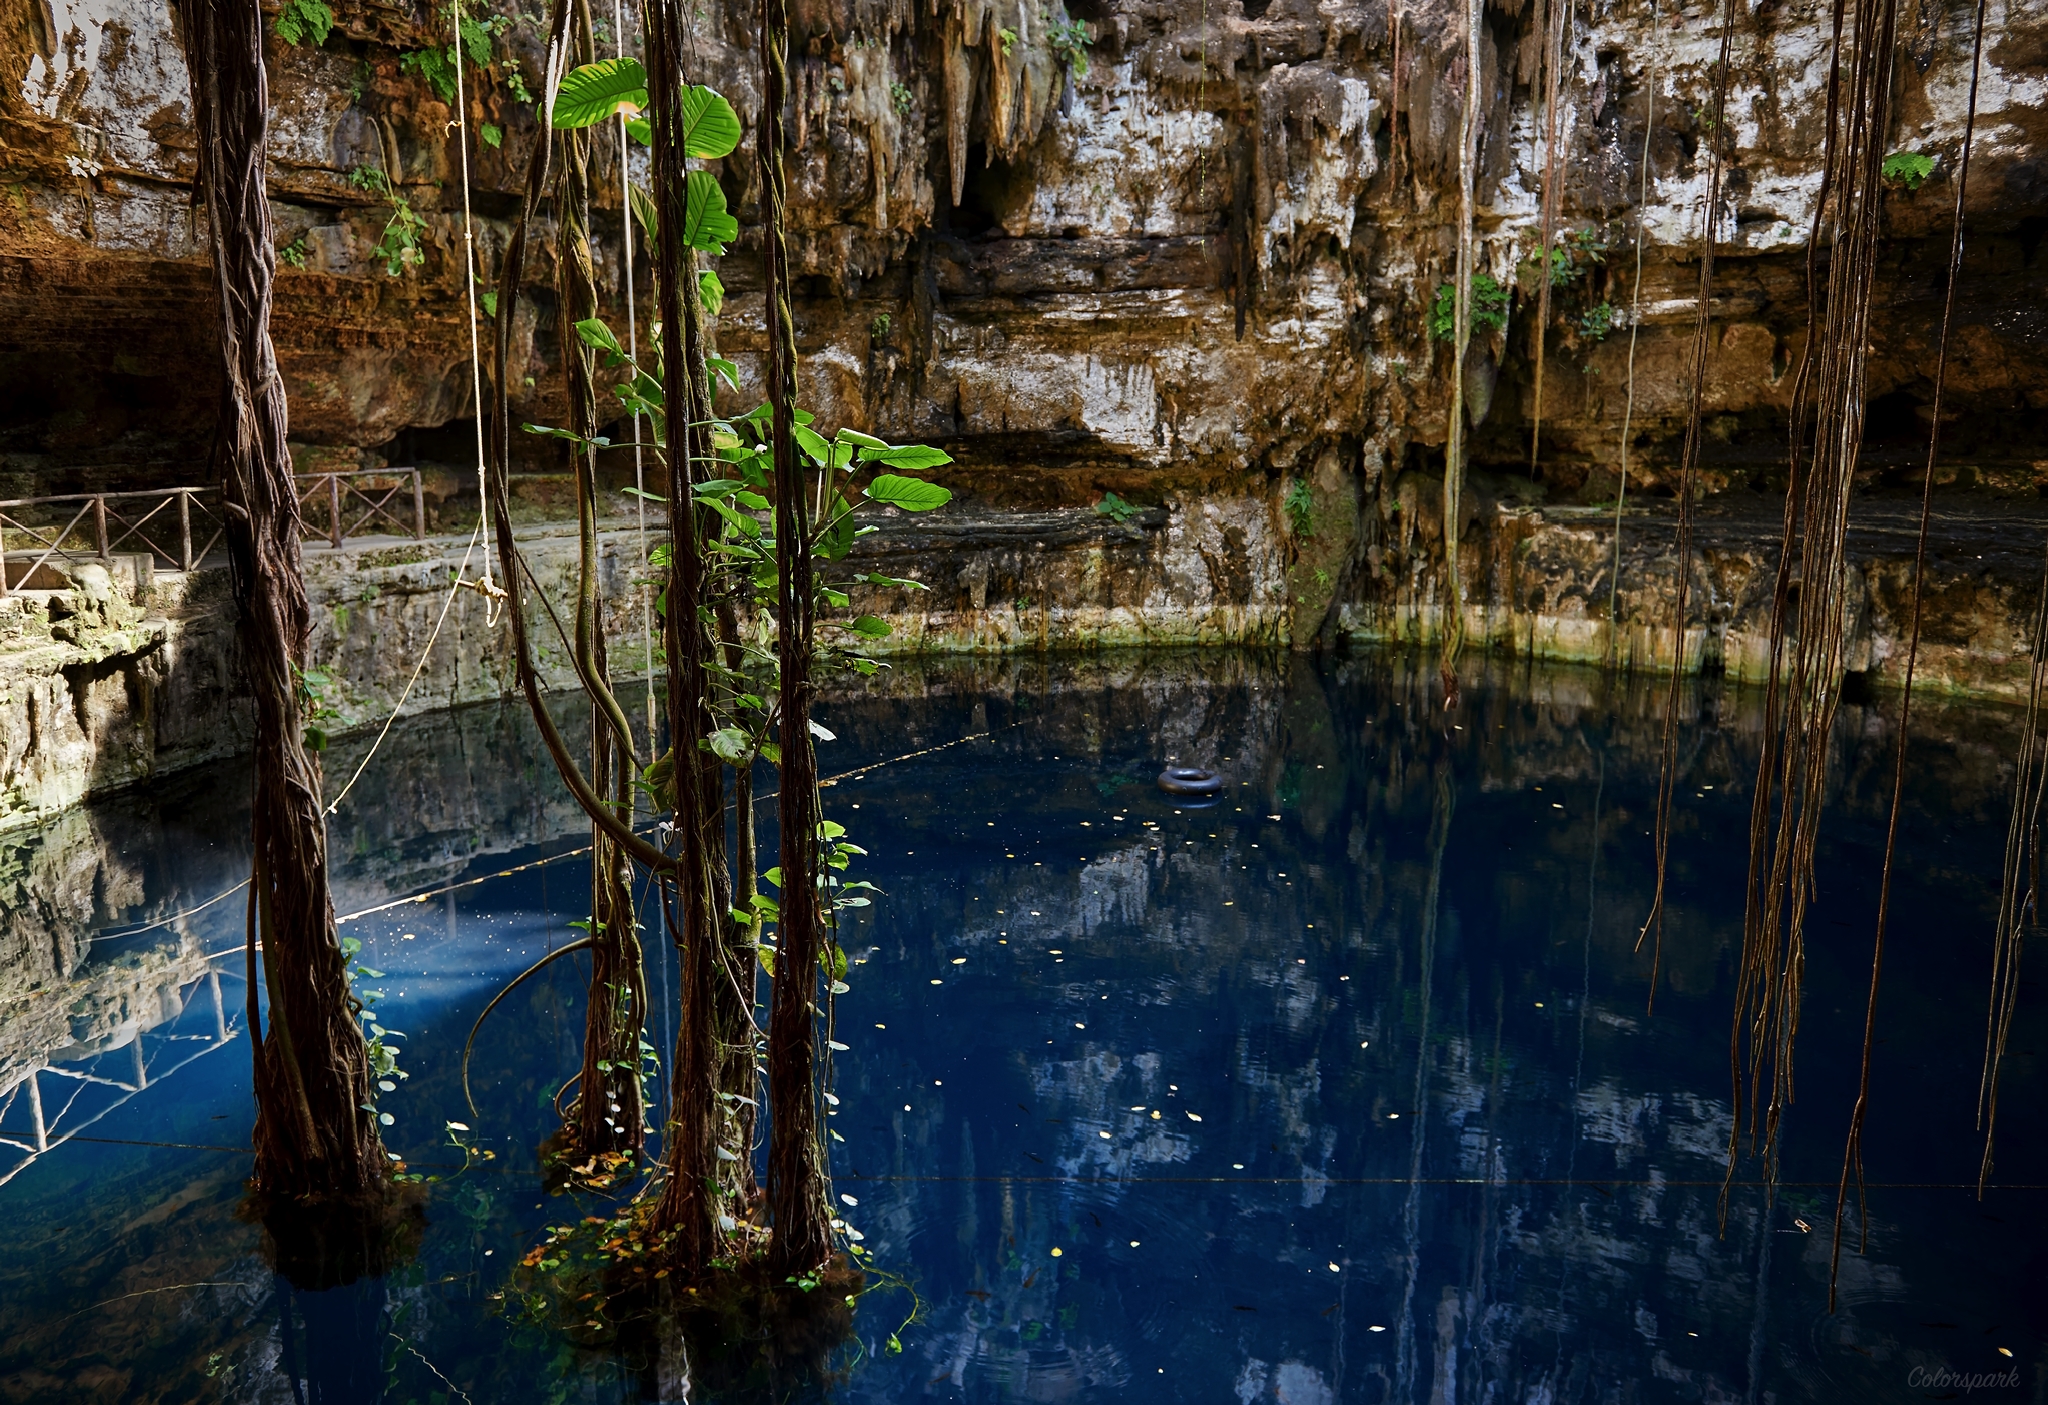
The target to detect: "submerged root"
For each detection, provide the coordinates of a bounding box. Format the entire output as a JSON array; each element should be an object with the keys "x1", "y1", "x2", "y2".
[
  {"x1": 508, "y1": 1203, "x2": 865, "y2": 1400},
  {"x1": 245, "y1": 1181, "x2": 428, "y2": 1291}
]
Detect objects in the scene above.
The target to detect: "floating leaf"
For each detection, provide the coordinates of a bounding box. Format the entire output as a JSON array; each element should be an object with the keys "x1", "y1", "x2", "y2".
[
  {"x1": 864, "y1": 474, "x2": 952, "y2": 511},
  {"x1": 553, "y1": 57, "x2": 648, "y2": 129}
]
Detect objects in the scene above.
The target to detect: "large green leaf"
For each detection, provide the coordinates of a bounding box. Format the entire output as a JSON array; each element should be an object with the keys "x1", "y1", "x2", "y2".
[
  {"x1": 683, "y1": 170, "x2": 738, "y2": 253},
  {"x1": 553, "y1": 58, "x2": 648, "y2": 129},
  {"x1": 793, "y1": 424, "x2": 832, "y2": 465},
  {"x1": 862, "y1": 443, "x2": 954, "y2": 470},
  {"x1": 865, "y1": 474, "x2": 952, "y2": 511},
  {"x1": 681, "y1": 84, "x2": 743, "y2": 158}
]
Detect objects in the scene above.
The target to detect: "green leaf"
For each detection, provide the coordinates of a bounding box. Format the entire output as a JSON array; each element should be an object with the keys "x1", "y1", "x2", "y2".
[
  {"x1": 628, "y1": 181, "x2": 659, "y2": 241},
  {"x1": 706, "y1": 496, "x2": 762, "y2": 539},
  {"x1": 481, "y1": 290, "x2": 499, "y2": 318},
  {"x1": 680, "y1": 84, "x2": 743, "y2": 158},
  {"x1": 760, "y1": 867, "x2": 782, "y2": 890},
  {"x1": 624, "y1": 115, "x2": 652, "y2": 145},
  {"x1": 864, "y1": 474, "x2": 952, "y2": 511},
  {"x1": 861, "y1": 571, "x2": 929, "y2": 590},
  {"x1": 708, "y1": 356, "x2": 740, "y2": 391},
  {"x1": 683, "y1": 170, "x2": 739, "y2": 253},
  {"x1": 847, "y1": 615, "x2": 892, "y2": 638},
  {"x1": 575, "y1": 318, "x2": 623, "y2": 356},
  {"x1": 835, "y1": 427, "x2": 890, "y2": 450},
  {"x1": 274, "y1": 0, "x2": 335, "y2": 46},
  {"x1": 698, "y1": 268, "x2": 726, "y2": 316},
  {"x1": 818, "y1": 494, "x2": 857, "y2": 559},
  {"x1": 861, "y1": 443, "x2": 953, "y2": 470},
  {"x1": 553, "y1": 57, "x2": 648, "y2": 129},
  {"x1": 706, "y1": 727, "x2": 751, "y2": 762},
  {"x1": 794, "y1": 424, "x2": 833, "y2": 465},
  {"x1": 479, "y1": 122, "x2": 502, "y2": 149}
]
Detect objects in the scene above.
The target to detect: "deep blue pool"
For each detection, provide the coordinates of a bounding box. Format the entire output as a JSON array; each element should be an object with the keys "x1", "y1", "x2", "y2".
[{"x1": 0, "y1": 649, "x2": 2040, "y2": 1403}]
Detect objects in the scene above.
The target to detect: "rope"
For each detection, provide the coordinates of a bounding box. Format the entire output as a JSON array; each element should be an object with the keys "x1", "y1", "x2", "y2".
[
  {"x1": 1606, "y1": 4, "x2": 1657, "y2": 655},
  {"x1": 325, "y1": 525, "x2": 483, "y2": 816},
  {"x1": 88, "y1": 878, "x2": 251, "y2": 945},
  {"x1": 450, "y1": 0, "x2": 498, "y2": 623}
]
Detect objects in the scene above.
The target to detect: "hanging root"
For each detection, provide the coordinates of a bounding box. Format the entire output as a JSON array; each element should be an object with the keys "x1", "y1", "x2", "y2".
[
  {"x1": 1527, "y1": 0, "x2": 1569, "y2": 477},
  {"x1": 1638, "y1": 0, "x2": 1739, "y2": 1006},
  {"x1": 1826, "y1": 0, "x2": 1989, "y2": 1308},
  {"x1": 1606, "y1": 1, "x2": 1657, "y2": 658},
  {"x1": 461, "y1": 937, "x2": 594, "y2": 1117},
  {"x1": 1729, "y1": 0, "x2": 1902, "y2": 1243}
]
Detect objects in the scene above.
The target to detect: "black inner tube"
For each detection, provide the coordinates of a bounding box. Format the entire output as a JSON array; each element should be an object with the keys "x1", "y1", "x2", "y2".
[{"x1": 1157, "y1": 766, "x2": 1223, "y2": 796}]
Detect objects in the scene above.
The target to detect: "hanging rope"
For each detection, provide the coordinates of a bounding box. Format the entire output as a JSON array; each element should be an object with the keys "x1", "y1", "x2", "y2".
[
  {"x1": 449, "y1": 0, "x2": 499, "y2": 623},
  {"x1": 323, "y1": 526, "x2": 485, "y2": 815},
  {"x1": 1606, "y1": 3, "x2": 1657, "y2": 654}
]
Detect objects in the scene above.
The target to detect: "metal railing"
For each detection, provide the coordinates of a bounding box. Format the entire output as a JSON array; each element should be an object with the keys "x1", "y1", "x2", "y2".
[{"x1": 0, "y1": 468, "x2": 426, "y2": 595}]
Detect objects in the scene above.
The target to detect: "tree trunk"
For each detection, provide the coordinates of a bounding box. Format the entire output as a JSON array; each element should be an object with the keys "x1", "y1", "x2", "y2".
[
  {"x1": 645, "y1": 0, "x2": 728, "y2": 1268},
  {"x1": 175, "y1": 0, "x2": 384, "y2": 1196},
  {"x1": 556, "y1": 91, "x2": 648, "y2": 1164},
  {"x1": 760, "y1": 0, "x2": 834, "y2": 1275}
]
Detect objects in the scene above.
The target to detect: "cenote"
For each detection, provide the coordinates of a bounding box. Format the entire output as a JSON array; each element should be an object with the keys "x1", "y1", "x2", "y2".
[{"x1": 1, "y1": 650, "x2": 2040, "y2": 1402}]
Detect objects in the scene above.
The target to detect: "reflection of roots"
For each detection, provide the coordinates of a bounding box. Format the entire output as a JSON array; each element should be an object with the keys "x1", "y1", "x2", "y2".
[
  {"x1": 247, "y1": 1182, "x2": 428, "y2": 1291},
  {"x1": 515, "y1": 1234, "x2": 863, "y2": 1402}
]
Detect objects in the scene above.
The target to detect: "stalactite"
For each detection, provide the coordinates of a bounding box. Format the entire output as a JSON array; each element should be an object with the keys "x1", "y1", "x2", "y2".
[{"x1": 174, "y1": 0, "x2": 385, "y2": 1200}]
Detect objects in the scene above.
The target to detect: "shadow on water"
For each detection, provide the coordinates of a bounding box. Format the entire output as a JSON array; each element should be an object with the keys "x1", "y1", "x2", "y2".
[{"x1": 0, "y1": 647, "x2": 2042, "y2": 1402}]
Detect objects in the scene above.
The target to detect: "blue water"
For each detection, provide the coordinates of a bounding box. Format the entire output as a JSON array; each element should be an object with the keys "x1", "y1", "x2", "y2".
[{"x1": 0, "y1": 650, "x2": 2040, "y2": 1403}]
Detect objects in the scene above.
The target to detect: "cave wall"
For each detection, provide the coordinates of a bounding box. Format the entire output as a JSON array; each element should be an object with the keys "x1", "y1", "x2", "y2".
[{"x1": 3, "y1": 0, "x2": 2046, "y2": 666}]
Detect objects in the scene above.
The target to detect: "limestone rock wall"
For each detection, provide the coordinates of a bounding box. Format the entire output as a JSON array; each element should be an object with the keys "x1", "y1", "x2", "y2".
[{"x1": 3, "y1": 0, "x2": 2047, "y2": 743}]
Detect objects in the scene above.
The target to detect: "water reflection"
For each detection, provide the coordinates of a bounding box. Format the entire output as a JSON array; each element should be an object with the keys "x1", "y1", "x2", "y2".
[{"x1": 0, "y1": 650, "x2": 2041, "y2": 1403}]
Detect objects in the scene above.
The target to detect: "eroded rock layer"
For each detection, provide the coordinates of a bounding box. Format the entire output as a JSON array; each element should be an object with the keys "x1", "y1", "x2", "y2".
[{"x1": 3, "y1": 0, "x2": 2046, "y2": 787}]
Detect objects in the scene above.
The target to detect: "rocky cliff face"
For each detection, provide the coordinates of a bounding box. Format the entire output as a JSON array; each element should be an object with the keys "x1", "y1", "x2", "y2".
[{"x1": 3, "y1": 0, "x2": 2046, "y2": 685}]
